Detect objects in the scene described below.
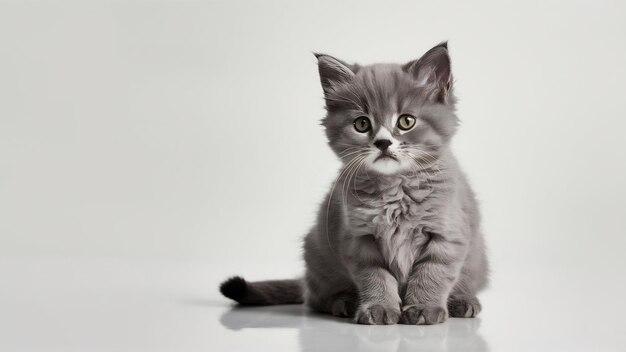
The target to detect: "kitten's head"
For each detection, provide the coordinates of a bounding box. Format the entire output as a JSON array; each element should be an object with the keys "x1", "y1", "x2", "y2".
[{"x1": 316, "y1": 42, "x2": 458, "y2": 176}]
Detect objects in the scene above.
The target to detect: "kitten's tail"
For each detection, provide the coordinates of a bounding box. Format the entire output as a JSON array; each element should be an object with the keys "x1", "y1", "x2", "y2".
[{"x1": 219, "y1": 276, "x2": 304, "y2": 305}]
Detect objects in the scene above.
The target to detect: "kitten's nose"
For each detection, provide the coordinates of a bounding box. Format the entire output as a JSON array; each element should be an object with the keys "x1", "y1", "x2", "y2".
[{"x1": 374, "y1": 139, "x2": 392, "y2": 151}]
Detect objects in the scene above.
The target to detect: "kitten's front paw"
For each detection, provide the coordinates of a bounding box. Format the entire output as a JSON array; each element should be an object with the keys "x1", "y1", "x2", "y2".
[
  {"x1": 355, "y1": 304, "x2": 401, "y2": 325},
  {"x1": 399, "y1": 305, "x2": 447, "y2": 325},
  {"x1": 448, "y1": 297, "x2": 481, "y2": 318}
]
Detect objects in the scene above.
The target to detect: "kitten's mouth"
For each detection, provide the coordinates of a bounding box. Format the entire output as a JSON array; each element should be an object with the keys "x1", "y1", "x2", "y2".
[{"x1": 374, "y1": 153, "x2": 398, "y2": 162}]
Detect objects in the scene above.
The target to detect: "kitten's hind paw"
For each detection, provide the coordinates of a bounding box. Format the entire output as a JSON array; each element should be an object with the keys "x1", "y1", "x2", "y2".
[
  {"x1": 355, "y1": 304, "x2": 401, "y2": 325},
  {"x1": 447, "y1": 297, "x2": 481, "y2": 318},
  {"x1": 330, "y1": 298, "x2": 357, "y2": 318}
]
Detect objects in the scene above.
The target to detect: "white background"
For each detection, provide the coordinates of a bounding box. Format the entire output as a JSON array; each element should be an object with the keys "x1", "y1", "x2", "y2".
[{"x1": 1, "y1": 1, "x2": 625, "y2": 351}]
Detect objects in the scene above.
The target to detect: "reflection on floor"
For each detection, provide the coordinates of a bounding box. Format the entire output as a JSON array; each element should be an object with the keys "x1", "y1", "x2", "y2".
[{"x1": 220, "y1": 305, "x2": 488, "y2": 352}]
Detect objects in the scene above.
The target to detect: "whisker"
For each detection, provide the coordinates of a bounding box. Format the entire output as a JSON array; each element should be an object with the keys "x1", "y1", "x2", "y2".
[
  {"x1": 341, "y1": 156, "x2": 357, "y2": 203},
  {"x1": 340, "y1": 149, "x2": 371, "y2": 160},
  {"x1": 337, "y1": 145, "x2": 371, "y2": 156},
  {"x1": 349, "y1": 155, "x2": 370, "y2": 203},
  {"x1": 325, "y1": 156, "x2": 364, "y2": 257}
]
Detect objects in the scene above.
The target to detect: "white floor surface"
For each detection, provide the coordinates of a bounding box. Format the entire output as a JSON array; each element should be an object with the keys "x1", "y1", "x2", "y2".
[{"x1": 2, "y1": 258, "x2": 624, "y2": 352}]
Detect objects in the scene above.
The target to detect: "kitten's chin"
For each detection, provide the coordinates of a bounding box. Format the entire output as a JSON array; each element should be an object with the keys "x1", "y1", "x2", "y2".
[{"x1": 367, "y1": 157, "x2": 406, "y2": 176}]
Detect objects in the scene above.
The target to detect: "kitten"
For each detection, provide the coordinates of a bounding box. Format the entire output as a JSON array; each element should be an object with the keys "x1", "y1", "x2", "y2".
[{"x1": 220, "y1": 42, "x2": 489, "y2": 325}]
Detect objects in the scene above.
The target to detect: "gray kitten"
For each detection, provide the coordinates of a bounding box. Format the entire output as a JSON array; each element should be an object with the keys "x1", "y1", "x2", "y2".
[{"x1": 220, "y1": 42, "x2": 489, "y2": 325}]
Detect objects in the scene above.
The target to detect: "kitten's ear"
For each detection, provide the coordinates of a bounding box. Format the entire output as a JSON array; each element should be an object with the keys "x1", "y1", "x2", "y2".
[
  {"x1": 403, "y1": 42, "x2": 453, "y2": 104},
  {"x1": 314, "y1": 53, "x2": 357, "y2": 95}
]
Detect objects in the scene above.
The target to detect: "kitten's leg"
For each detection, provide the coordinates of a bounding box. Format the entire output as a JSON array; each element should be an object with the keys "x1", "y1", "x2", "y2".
[
  {"x1": 349, "y1": 236, "x2": 402, "y2": 325},
  {"x1": 447, "y1": 267, "x2": 482, "y2": 318},
  {"x1": 400, "y1": 231, "x2": 466, "y2": 325},
  {"x1": 447, "y1": 232, "x2": 487, "y2": 318},
  {"x1": 353, "y1": 267, "x2": 402, "y2": 324}
]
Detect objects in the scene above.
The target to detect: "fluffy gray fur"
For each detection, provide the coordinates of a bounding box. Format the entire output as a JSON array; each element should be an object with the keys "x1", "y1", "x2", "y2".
[{"x1": 220, "y1": 42, "x2": 489, "y2": 325}]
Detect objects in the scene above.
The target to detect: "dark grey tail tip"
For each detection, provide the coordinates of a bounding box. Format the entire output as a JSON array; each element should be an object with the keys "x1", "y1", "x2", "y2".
[{"x1": 220, "y1": 276, "x2": 248, "y2": 302}]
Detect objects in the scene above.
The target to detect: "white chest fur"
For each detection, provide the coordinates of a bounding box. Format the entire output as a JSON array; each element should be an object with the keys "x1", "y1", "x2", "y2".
[{"x1": 346, "y1": 175, "x2": 437, "y2": 282}]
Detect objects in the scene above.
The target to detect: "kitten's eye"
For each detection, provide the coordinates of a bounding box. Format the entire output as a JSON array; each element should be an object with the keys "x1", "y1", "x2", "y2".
[
  {"x1": 397, "y1": 114, "x2": 416, "y2": 131},
  {"x1": 353, "y1": 116, "x2": 371, "y2": 133}
]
